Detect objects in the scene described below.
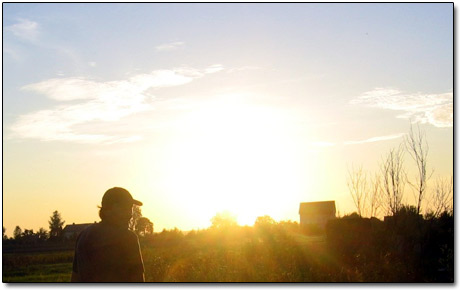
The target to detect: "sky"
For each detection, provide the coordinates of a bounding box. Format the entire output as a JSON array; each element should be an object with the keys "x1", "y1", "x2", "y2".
[{"x1": 3, "y1": 3, "x2": 453, "y2": 236}]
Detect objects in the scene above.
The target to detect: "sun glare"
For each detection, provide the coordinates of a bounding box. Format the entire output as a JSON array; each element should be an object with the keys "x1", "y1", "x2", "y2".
[{"x1": 158, "y1": 94, "x2": 309, "y2": 227}]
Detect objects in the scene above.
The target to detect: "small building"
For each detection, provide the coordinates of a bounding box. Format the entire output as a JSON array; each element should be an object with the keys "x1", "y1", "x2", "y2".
[
  {"x1": 62, "y1": 223, "x2": 95, "y2": 240},
  {"x1": 299, "y1": 201, "x2": 336, "y2": 229}
]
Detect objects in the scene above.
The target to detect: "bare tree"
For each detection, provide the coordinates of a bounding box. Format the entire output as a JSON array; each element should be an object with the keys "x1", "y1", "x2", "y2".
[
  {"x1": 347, "y1": 165, "x2": 368, "y2": 217},
  {"x1": 429, "y1": 175, "x2": 453, "y2": 217},
  {"x1": 380, "y1": 145, "x2": 406, "y2": 216},
  {"x1": 405, "y1": 124, "x2": 433, "y2": 215},
  {"x1": 368, "y1": 173, "x2": 383, "y2": 218}
]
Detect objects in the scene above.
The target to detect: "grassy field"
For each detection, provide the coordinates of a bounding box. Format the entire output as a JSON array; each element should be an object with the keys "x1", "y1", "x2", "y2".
[
  {"x1": 3, "y1": 213, "x2": 453, "y2": 283},
  {"x1": 141, "y1": 231, "x2": 331, "y2": 282},
  {"x1": 3, "y1": 251, "x2": 73, "y2": 282},
  {"x1": 3, "y1": 227, "x2": 331, "y2": 283}
]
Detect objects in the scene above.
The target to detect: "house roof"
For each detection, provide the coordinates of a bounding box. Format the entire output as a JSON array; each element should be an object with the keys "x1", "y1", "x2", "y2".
[
  {"x1": 63, "y1": 223, "x2": 94, "y2": 233},
  {"x1": 299, "y1": 201, "x2": 336, "y2": 216}
]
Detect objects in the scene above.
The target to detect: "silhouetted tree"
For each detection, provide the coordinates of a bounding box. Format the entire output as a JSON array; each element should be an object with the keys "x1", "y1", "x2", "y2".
[
  {"x1": 347, "y1": 165, "x2": 368, "y2": 217},
  {"x1": 136, "y1": 217, "x2": 154, "y2": 236},
  {"x1": 211, "y1": 211, "x2": 238, "y2": 229},
  {"x1": 254, "y1": 215, "x2": 277, "y2": 227},
  {"x1": 347, "y1": 166, "x2": 383, "y2": 218},
  {"x1": 22, "y1": 229, "x2": 36, "y2": 244},
  {"x1": 342, "y1": 212, "x2": 361, "y2": 219},
  {"x1": 37, "y1": 227, "x2": 49, "y2": 241},
  {"x1": 2, "y1": 226, "x2": 6, "y2": 240},
  {"x1": 254, "y1": 215, "x2": 277, "y2": 234},
  {"x1": 430, "y1": 175, "x2": 453, "y2": 217},
  {"x1": 368, "y1": 173, "x2": 383, "y2": 218},
  {"x1": 49, "y1": 210, "x2": 65, "y2": 239},
  {"x1": 380, "y1": 145, "x2": 406, "y2": 216},
  {"x1": 405, "y1": 124, "x2": 432, "y2": 215},
  {"x1": 13, "y1": 226, "x2": 22, "y2": 240}
]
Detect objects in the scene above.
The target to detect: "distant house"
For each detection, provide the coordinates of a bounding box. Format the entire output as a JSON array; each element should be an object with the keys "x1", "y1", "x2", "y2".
[
  {"x1": 299, "y1": 201, "x2": 336, "y2": 229},
  {"x1": 62, "y1": 223, "x2": 95, "y2": 240}
]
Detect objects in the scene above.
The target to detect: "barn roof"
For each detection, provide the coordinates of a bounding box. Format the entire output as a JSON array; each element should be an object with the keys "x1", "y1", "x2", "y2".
[
  {"x1": 299, "y1": 201, "x2": 336, "y2": 215},
  {"x1": 63, "y1": 223, "x2": 94, "y2": 233}
]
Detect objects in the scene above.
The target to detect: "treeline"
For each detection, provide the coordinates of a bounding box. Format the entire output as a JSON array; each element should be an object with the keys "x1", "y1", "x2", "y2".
[
  {"x1": 3, "y1": 210, "x2": 65, "y2": 246},
  {"x1": 3, "y1": 206, "x2": 155, "y2": 246}
]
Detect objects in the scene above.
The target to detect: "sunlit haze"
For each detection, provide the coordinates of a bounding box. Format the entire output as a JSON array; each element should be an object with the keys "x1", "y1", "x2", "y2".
[{"x1": 3, "y1": 3, "x2": 453, "y2": 236}]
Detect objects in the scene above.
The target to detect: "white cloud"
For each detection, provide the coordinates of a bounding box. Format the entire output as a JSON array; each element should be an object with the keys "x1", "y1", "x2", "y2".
[
  {"x1": 155, "y1": 41, "x2": 185, "y2": 51},
  {"x1": 5, "y1": 18, "x2": 39, "y2": 42},
  {"x1": 11, "y1": 65, "x2": 223, "y2": 144},
  {"x1": 350, "y1": 88, "x2": 453, "y2": 128},
  {"x1": 88, "y1": 62, "x2": 97, "y2": 67},
  {"x1": 22, "y1": 78, "x2": 107, "y2": 101},
  {"x1": 426, "y1": 103, "x2": 453, "y2": 128},
  {"x1": 344, "y1": 133, "x2": 405, "y2": 145},
  {"x1": 3, "y1": 45, "x2": 23, "y2": 61},
  {"x1": 205, "y1": 64, "x2": 225, "y2": 74},
  {"x1": 310, "y1": 133, "x2": 405, "y2": 148}
]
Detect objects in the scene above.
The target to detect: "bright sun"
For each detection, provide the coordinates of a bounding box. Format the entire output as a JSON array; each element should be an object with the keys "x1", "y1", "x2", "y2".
[{"x1": 159, "y1": 93, "x2": 309, "y2": 227}]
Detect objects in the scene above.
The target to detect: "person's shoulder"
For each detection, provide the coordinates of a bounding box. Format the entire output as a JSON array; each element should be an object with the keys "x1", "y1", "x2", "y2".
[
  {"x1": 116, "y1": 229, "x2": 139, "y2": 246},
  {"x1": 81, "y1": 223, "x2": 101, "y2": 235},
  {"x1": 75, "y1": 223, "x2": 100, "y2": 246},
  {"x1": 78, "y1": 223, "x2": 98, "y2": 237}
]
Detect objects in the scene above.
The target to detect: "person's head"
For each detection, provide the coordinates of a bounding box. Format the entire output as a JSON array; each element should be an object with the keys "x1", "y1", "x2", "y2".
[{"x1": 99, "y1": 187, "x2": 142, "y2": 227}]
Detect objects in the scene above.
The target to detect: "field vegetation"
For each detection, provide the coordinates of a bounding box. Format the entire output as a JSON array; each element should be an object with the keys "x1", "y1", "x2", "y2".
[{"x1": 3, "y1": 208, "x2": 453, "y2": 282}]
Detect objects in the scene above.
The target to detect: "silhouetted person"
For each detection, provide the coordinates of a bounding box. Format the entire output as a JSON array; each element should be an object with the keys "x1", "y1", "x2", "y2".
[{"x1": 71, "y1": 187, "x2": 145, "y2": 282}]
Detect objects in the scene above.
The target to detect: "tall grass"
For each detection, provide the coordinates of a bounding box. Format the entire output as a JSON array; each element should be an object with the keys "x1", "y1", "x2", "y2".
[
  {"x1": 140, "y1": 225, "x2": 340, "y2": 282},
  {"x1": 3, "y1": 251, "x2": 73, "y2": 282}
]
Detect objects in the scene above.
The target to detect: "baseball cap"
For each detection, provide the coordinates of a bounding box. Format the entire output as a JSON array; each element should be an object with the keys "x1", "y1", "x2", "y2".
[{"x1": 101, "y1": 187, "x2": 143, "y2": 207}]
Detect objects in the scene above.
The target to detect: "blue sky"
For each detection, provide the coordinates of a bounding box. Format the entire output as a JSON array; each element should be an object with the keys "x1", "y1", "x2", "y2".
[{"x1": 3, "y1": 3, "x2": 453, "y2": 234}]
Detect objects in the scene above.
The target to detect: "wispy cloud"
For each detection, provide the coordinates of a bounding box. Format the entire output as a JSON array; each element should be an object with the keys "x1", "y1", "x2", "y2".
[
  {"x1": 3, "y1": 45, "x2": 23, "y2": 61},
  {"x1": 155, "y1": 41, "x2": 185, "y2": 52},
  {"x1": 5, "y1": 18, "x2": 40, "y2": 42},
  {"x1": 344, "y1": 133, "x2": 405, "y2": 145},
  {"x1": 350, "y1": 88, "x2": 453, "y2": 128},
  {"x1": 309, "y1": 133, "x2": 404, "y2": 148},
  {"x1": 204, "y1": 64, "x2": 225, "y2": 74},
  {"x1": 11, "y1": 65, "x2": 223, "y2": 144}
]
